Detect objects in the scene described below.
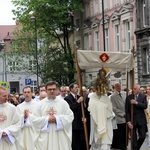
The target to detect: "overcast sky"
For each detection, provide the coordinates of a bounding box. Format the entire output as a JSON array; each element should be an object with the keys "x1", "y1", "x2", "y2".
[{"x1": 0, "y1": 0, "x2": 16, "y2": 25}]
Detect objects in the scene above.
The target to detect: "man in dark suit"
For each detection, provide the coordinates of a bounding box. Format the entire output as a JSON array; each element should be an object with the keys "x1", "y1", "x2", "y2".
[
  {"x1": 64, "y1": 83, "x2": 86, "y2": 150},
  {"x1": 126, "y1": 84, "x2": 147, "y2": 150}
]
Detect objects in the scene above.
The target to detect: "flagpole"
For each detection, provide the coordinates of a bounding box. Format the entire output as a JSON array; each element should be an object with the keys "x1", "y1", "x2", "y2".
[{"x1": 73, "y1": 44, "x2": 89, "y2": 150}]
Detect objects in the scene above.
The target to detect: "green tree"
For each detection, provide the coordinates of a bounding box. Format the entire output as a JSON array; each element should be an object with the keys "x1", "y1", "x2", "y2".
[{"x1": 11, "y1": 0, "x2": 83, "y2": 85}]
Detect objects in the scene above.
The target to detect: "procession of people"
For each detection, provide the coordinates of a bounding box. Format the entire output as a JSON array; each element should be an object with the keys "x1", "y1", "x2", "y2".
[{"x1": 0, "y1": 70, "x2": 149, "y2": 150}]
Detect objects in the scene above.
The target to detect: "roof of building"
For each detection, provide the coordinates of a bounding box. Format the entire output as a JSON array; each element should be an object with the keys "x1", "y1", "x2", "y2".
[{"x1": 0, "y1": 25, "x2": 18, "y2": 41}]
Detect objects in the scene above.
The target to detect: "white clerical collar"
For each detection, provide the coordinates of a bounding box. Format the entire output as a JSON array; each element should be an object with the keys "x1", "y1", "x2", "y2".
[
  {"x1": 24, "y1": 99, "x2": 32, "y2": 104},
  {"x1": 48, "y1": 99, "x2": 54, "y2": 101},
  {"x1": 57, "y1": 95, "x2": 65, "y2": 99},
  {"x1": 0, "y1": 104, "x2": 4, "y2": 107},
  {"x1": 48, "y1": 97, "x2": 56, "y2": 101},
  {"x1": 0, "y1": 102, "x2": 7, "y2": 107}
]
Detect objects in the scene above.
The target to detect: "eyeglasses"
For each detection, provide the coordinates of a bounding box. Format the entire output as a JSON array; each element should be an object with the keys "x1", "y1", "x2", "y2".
[{"x1": 47, "y1": 88, "x2": 57, "y2": 91}]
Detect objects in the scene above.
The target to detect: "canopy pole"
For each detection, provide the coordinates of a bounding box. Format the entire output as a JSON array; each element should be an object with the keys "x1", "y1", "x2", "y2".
[
  {"x1": 130, "y1": 46, "x2": 135, "y2": 150},
  {"x1": 73, "y1": 44, "x2": 89, "y2": 150},
  {"x1": 126, "y1": 70, "x2": 129, "y2": 150}
]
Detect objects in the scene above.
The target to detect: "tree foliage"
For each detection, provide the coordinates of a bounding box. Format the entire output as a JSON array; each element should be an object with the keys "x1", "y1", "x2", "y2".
[{"x1": 11, "y1": 0, "x2": 83, "y2": 85}]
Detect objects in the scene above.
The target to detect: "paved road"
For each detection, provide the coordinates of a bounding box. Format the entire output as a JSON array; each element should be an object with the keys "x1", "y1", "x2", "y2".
[
  {"x1": 112, "y1": 135, "x2": 149, "y2": 150},
  {"x1": 134, "y1": 135, "x2": 149, "y2": 150},
  {"x1": 128, "y1": 135, "x2": 149, "y2": 150}
]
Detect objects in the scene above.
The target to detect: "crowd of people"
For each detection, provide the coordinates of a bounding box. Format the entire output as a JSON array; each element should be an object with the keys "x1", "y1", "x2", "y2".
[{"x1": 0, "y1": 73, "x2": 150, "y2": 150}]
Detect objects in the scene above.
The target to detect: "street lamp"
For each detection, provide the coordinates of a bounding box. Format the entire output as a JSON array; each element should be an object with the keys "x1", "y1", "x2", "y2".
[{"x1": 30, "y1": 16, "x2": 39, "y2": 88}]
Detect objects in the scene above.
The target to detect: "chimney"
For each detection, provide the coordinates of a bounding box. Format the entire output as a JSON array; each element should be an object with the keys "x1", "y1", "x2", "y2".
[{"x1": 16, "y1": 22, "x2": 19, "y2": 25}]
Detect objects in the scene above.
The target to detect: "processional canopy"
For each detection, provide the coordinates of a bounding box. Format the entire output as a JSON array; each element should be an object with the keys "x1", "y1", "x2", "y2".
[
  {"x1": 77, "y1": 50, "x2": 134, "y2": 96},
  {"x1": 77, "y1": 50, "x2": 134, "y2": 72}
]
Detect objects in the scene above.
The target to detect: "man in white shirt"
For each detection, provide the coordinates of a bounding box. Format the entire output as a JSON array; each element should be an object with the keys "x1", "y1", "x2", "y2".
[
  {"x1": 39, "y1": 91, "x2": 47, "y2": 100},
  {"x1": 34, "y1": 84, "x2": 46, "y2": 102},
  {"x1": 57, "y1": 86, "x2": 66, "y2": 99}
]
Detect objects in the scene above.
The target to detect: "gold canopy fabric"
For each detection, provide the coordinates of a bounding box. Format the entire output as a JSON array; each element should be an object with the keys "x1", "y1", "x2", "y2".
[{"x1": 77, "y1": 50, "x2": 134, "y2": 71}]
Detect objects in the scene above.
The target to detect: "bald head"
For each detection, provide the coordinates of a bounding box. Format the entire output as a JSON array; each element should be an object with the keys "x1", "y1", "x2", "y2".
[
  {"x1": 133, "y1": 84, "x2": 140, "y2": 95},
  {"x1": 114, "y1": 82, "x2": 121, "y2": 92},
  {"x1": 0, "y1": 86, "x2": 8, "y2": 104},
  {"x1": 59, "y1": 86, "x2": 66, "y2": 97},
  {"x1": 39, "y1": 91, "x2": 47, "y2": 100}
]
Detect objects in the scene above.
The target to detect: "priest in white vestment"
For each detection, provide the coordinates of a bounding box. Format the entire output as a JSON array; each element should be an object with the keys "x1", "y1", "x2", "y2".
[
  {"x1": 34, "y1": 81, "x2": 74, "y2": 150},
  {"x1": 88, "y1": 68, "x2": 114, "y2": 150},
  {"x1": 0, "y1": 86, "x2": 23, "y2": 150},
  {"x1": 16, "y1": 86, "x2": 41, "y2": 150}
]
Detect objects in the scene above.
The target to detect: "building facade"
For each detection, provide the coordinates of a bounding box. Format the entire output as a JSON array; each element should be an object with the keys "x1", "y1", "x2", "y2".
[
  {"x1": 0, "y1": 25, "x2": 39, "y2": 94},
  {"x1": 135, "y1": 0, "x2": 150, "y2": 87},
  {"x1": 73, "y1": 0, "x2": 137, "y2": 89}
]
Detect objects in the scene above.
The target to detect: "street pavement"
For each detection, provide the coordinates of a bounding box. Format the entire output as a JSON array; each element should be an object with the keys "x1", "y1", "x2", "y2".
[
  {"x1": 140, "y1": 135, "x2": 149, "y2": 150},
  {"x1": 111, "y1": 135, "x2": 149, "y2": 150},
  {"x1": 128, "y1": 135, "x2": 149, "y2": 150}
]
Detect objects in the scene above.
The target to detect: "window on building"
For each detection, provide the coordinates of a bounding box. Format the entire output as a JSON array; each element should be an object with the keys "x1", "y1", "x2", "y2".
[
  {"x1": 110, "y1": 0, "x2": 112, "y2": 8},
  {"x1": 76, "y1": 40, "x2": 81, "y2": 49},
  {"x1": 94, "y1": 0, "x2": 98, "y2": 14},
  {"x1": 142, "y1": 47, "x2": 149, "y2": 74},
  {"x1": 94, "y1": 31, "x2": 100, "y2": 51},
  {"x1": 104, "y1": 0, "x2": 108, "y2": 10},
  {"x1": 31, "y1": 80, "x2": 37, "y2": 92},
  {"x1": 105, "y1": 28, "x2": 109, "y2": 51},
  {"x1": 28, "y1": 60, "x2": 36, "y2": 71},
  {"x1": 143, "y1": 0, "x2": 146, "y2": 27},
  {"x1": 84, "y1": 33, "x2": 89, "y2": 50},
  {"x1": 9, "y1": 62, "x2": 14, "y2": 72},
  {"x1": 114, "y1": 0, "x2": 118, "y2": 6},
  {"x1": 88, "y1": 74, "x2": 92, "y2": 81},
  {"x1": 86, "y1": 3, "x2": 90, "y2": 18},
  {"x1": 75, "y1": 18, "x2": 80, "y2": 28},
  {"x1": 124, "y1": 21, "x2": 131, "y2": 52},
  {"x1": 8, "y1": 61, "x2": 20, "y2": 72},
  {"x1": 114, "y1": 24, "x2": 120, "y2": 51},
  {"x1": 126, "y1": 22, "x2": 131, "y2": 51}
]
